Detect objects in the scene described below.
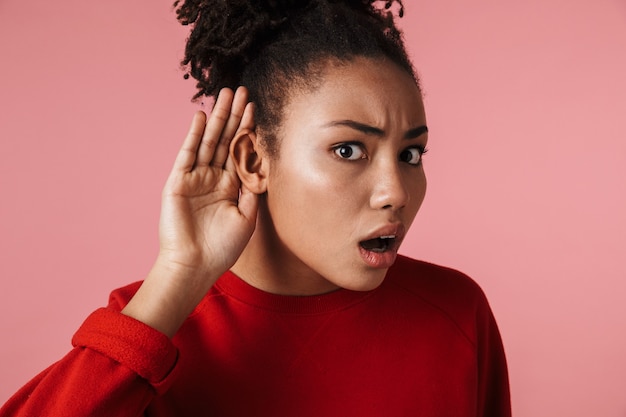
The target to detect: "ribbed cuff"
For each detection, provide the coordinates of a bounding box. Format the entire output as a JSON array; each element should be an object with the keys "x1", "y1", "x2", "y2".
[{"x1": 72, "y1": 308, "x2": 179, "y2": 395}]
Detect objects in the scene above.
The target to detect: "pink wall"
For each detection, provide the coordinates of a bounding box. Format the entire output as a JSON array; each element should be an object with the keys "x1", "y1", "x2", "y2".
[{"x1": 1, "y1": 1, "x2": 625, "y2": 415}]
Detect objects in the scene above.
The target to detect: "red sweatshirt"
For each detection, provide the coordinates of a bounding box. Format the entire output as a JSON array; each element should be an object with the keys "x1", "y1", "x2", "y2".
[{"x1": 1, "y1": 256, "x2": 511, "y2": 416}]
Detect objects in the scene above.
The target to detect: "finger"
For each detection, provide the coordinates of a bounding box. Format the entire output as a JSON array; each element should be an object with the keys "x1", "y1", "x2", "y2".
[
  {"x1": 172, "y1": 111, "x2": 207, "y2": 173},
  {"x1": 224, "y1": 101, "x2": 255, "y2": 175},
  {"x1": 196, "y1": 88, "x2": 234, "y2": 166},
  {"x1": 239, "y1": 101, "x2": 256, "y2": 132},
  {"x1": 238, "y1": 184, "x2": 259, "y2": 225},
  {"x1": 211, "y1": 86, "x2": 249, "y2": 168}
]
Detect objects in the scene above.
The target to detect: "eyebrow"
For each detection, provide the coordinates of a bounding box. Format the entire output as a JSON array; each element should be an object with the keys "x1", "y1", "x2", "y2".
[{"x1": 322, "y1": 120, "x2": 428, "y2": 139}]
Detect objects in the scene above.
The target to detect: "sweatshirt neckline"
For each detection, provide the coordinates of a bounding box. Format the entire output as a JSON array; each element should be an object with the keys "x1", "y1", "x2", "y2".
[{"x1": 212, "y1": 270, "x2": 378, "y2": 315}]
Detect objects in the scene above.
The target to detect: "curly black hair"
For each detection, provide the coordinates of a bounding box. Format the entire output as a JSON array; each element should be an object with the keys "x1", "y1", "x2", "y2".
[{"x1": 174, "y1": 0, "x2": 415, "y2": 155}]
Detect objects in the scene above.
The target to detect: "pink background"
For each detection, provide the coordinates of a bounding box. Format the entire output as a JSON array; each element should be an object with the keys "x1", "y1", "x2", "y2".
[{"x1": 1, "y1": 1, "x2": 625, "y2": 415}]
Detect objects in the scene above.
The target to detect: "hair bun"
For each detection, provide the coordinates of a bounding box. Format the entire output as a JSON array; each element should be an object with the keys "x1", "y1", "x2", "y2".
[
  {"x1": 174, "y1": 0, "x2": 406, "y2": 98},
  {"x1": 262, "y1": 0, "x2": 307, "y2": 12}
]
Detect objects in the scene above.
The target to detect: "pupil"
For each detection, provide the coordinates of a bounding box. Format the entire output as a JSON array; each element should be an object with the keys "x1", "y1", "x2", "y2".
[
  {"x1": 400, "y1": 150, "x2": 410, "y2": 162},
  {"x1": 340, "y1": 146, "x2": 353, "y2": 158}
]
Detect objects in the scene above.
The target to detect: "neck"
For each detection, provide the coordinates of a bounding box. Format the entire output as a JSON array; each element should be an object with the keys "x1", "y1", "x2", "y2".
[{"x1": 230, "y1": 201, "x2": 340, "y2": 296}]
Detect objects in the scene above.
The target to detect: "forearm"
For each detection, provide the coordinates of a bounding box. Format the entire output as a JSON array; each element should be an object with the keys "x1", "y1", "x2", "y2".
[
  {"x1": 0, "y1": 308, "x2": 177, "y2": 417},
  {"x1": 122, "y1": 257, "x2": 222, "y2": 338}
]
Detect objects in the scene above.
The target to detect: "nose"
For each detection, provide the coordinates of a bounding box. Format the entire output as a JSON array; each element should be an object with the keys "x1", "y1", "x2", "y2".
[{"x1": 369, "y1": 162, "x2": 410, "y2": 211}]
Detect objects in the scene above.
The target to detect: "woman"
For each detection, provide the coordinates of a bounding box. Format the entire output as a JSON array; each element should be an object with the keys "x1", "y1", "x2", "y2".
[{"x1": 0, "y1": 1, "x2": 510, "y2": 416}]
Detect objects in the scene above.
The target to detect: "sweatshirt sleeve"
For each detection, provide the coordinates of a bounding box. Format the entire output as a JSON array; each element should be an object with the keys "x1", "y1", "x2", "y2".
[
  {"x1": 0, "y1": 294, "x2": 179, "y2": 417},
  {"x1": 475, "y1": 296, "x2": 511, "y2": 417}
]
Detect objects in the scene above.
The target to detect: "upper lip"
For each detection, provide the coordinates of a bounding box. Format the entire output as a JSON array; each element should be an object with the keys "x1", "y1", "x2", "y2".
[{"x1": 360, "y1": 222, "x2": 406, "y2": 247}]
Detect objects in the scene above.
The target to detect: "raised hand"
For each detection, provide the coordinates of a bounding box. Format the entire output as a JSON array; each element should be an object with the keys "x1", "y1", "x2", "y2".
[
  {"x1": 158, "y1": 87, "x2": 258, "y2": 277},
  {"x1": 122, "y1": 87, "x2": 258, "y2": 337}
]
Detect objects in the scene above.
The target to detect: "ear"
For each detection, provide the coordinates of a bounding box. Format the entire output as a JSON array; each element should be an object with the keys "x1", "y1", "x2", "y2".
[{"x1": 229, "y1": 128, "x2": 268, "y2": 194}]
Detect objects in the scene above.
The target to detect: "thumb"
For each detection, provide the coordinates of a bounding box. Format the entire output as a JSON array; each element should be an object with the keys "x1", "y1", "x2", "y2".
[{"x1": 238, "y1": 185, "x2": 259, "y2": 226}]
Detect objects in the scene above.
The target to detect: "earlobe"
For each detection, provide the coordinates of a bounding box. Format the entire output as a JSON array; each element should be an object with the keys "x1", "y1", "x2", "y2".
[{"x1": 229, "y1": 128, "x2": 268, "y2": 194}]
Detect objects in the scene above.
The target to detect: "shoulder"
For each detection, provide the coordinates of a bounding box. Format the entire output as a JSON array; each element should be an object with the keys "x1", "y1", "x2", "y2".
[
  {"x1": 383, "y1": 255, "x2": 494, "y2": 336},
  {"x1": 386, "y1": 255, "x2": 487, "y2": 302}
]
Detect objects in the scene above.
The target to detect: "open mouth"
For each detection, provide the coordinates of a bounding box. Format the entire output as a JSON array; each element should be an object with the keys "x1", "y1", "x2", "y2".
[{"x1": 359, "y1": 235, "x2": 396, "y2": 253}]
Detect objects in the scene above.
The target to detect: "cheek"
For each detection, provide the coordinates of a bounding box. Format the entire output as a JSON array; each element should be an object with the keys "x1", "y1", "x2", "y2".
[
  {"x1": 268, "y1": 156, "x2": 364, "y2": 226},
  {"x1": 410, "y1": 170, "x2": 427, "y2": 212},
  {"x1": 272, "y1": 150, "x2": 356, "y2": 197}
]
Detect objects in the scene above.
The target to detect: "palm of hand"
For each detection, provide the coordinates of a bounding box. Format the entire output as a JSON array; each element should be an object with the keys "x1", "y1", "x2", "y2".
[{"x1": 158, "y1": 88, "x2": 258, "y2": 277}]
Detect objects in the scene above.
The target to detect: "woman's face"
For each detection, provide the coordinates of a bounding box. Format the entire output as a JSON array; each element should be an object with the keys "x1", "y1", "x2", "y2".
[{"x1": 253, "y1": 57, "x2": 428, "y2": 294}]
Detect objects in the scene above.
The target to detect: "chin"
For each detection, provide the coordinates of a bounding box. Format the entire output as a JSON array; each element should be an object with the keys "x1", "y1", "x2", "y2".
[{"x1": 337, "y1": 270, "x2": 388, "y2": 292}]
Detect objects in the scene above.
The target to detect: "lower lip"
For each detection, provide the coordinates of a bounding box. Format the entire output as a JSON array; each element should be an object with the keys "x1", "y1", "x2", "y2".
[{"x1": 358, "y1": 246, "x2": 398, "y2": 269}]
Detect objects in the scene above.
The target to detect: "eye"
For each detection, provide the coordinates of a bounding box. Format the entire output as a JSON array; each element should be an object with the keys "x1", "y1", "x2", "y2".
[
  {"x1": 399, "y1": 146, "x2": 427, "y2": 165},
  {"x1": 333, "y1": 143, "x2": 365, "y2": 161}
]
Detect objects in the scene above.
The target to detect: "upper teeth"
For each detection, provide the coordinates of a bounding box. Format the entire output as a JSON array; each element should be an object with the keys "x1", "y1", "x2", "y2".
[{"x1": 380, "y1": 235, "x2": 395, "y2": 239}]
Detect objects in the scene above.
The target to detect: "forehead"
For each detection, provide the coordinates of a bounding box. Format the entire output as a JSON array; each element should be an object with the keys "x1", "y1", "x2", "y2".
[{"x1": 282, "y1": 57, "x2": 425, "y2": 130}]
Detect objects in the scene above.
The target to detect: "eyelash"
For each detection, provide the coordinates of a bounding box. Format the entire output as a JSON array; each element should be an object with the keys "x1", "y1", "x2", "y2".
[{"x1": 332, "y1": 142, "x2": 428, "y2": 165}]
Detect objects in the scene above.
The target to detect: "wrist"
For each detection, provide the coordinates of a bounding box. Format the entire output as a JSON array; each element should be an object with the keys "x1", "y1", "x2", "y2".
[{"x1": 121, "y1": 257, "x2": 222, "y2": 338}]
